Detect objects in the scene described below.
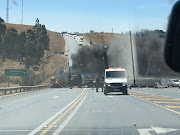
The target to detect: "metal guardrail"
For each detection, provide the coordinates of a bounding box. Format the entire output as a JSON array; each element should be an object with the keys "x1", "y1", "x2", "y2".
[
  {"x1": 129, "y1": 84, "x2": 168, "y2": 89},
  {"x1": 0, "y1": 85, "x2": 50, "y2": 95}
]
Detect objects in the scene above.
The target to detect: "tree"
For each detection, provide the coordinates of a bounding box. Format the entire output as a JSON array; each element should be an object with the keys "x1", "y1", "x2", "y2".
[
  {"x1": 0, "y1": 17, "x2": 5, "y2": 23},
  {"x1": 0, "y1": 18, "x2": 50, "y2": 69},
  {"x1": 24, "y1": 29, "x2": 39, "y2": 67},
  {"x1": 0, "y1": 19, "x2": 7, "y2": 59},
  {"x1": 35, "y1": 18, "x2": 40, "y2": 26},
  {"x1": 19, "y1": 32, "x2": 26, "y2": 61},
  {"x1": 3, "y1": 28, "x2": 19, "y2": 59},
  {"x1": 90, "y1": 30, "x2": 94, "y2": 33},
  {"x1": 34, "y1": 19, "x2": 50, "y2": 51},
  {"x1": 23, "y1": 19, "x2": 49, "y2": 67}
]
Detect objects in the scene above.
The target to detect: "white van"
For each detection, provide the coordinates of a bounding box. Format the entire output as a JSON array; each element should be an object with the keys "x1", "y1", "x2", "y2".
[{"x1": 104, "y1": 67, "x2": 128, "y2": 95}]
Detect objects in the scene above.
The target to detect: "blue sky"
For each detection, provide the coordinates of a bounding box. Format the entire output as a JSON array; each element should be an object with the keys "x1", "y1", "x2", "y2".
[{"x1": 0, "y1": 0, "x2": 178, "y2": 33}]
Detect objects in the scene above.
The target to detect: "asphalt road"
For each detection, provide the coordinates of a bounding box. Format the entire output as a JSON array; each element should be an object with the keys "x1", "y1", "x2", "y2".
[
  {"x1": 0, "y1": 87, "x2": 180, "y2": 135},
  {"x1": 63, "y1": 35, "x2": 79, "y2": 67},
  {"x1": 131, "y1": 87, "x2": 180, "y2": 99}
]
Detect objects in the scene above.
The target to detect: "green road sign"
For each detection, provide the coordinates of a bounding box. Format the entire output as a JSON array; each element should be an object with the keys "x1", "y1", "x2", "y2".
[
  {"x1": 60, "y1": 52, "x2": 64, "y2": 55},
  {"x1": 5, "y1": 69, "x2": 28, "y2": 76}
]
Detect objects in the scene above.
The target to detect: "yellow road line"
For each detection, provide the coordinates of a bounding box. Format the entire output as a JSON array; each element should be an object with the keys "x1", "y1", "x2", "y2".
[
  {"x1": 166, "y1": 106, "x2": 180, "y2": 108},
  {"x1": 129, "y1": 93, "x2": 155, "y2": 96},
  {"x1": 129, "y1": 93, "x2": 147, "y2": 95},
  {"x1": 132, "y1": 95, "x2": 151, "y2": 97},
  {"x1": 1, "y1": 93, "x2": 45, "y2": 105},
  {"x1": 130, "y1": 91, "x2": 178, "y2": 99},
  {"x1": 138, "y1": 96, "x2": 164, "y2": 98},
  {"x1": 144, "y1": 98, "x2": 180, "y2": 101},
  {"x1": 153, "y1": 101, "x2": 180, "y2": 104},
  {"x1": 134, "y1": 95, "x2": 168, "y2": 99},
  {"x1": 39, "y1": 90, "x2": 86, "y2": 135}
]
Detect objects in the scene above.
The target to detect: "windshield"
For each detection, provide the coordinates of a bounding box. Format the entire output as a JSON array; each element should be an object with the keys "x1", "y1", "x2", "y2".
[
  {"x1": 106, "y1": 71, "x2": 126, "y2": 78},
  {"x1": 1, "y1": 0, "x2": 180, "y2": 135},
  {"x1": 173, "y1": 80, "x2": 179, "y2": 82}
]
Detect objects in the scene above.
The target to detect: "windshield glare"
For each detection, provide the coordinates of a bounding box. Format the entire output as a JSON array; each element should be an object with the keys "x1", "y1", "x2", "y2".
[{"x1": 106, "y1": 71, "x2": 126, "y2": 78}]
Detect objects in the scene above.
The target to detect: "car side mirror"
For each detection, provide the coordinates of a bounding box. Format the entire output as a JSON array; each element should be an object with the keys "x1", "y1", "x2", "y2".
[{"x1": 164, "y1": 1, "x2": 180, "y2": 72}]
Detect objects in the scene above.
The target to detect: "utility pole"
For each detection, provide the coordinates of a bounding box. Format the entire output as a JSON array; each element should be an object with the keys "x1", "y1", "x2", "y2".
[
  {"x1": 129, "y1": 31, "x2": 136, "y2": 86},
  {"x1": 103, "y1": 44, "x2": 108, "y2": 69}
]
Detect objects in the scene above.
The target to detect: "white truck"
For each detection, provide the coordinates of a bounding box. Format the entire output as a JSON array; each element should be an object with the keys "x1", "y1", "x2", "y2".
[{"x1": 103, "y1": 67, "x2": 128, "y2": 95}]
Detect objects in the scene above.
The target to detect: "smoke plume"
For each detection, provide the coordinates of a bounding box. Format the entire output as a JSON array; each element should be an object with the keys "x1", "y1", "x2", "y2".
[
  {"x1": 107, "y1": 34, "x2": 134, "y2": 79},
  {"x1": 71, "y1": 45, "x2": 106, "y2": 75},
  {"x1": 55, "y1": 67, "x2": 69, "y2": 86}
]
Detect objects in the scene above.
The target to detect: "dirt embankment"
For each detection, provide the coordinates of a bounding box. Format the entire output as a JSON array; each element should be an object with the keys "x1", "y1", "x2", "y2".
[
  {"x1": 83, "y1": 33, "x2": 120, "y2": 45},
  {"x1": 0, "y1": 23, "x2": 65, "y2": 86}
]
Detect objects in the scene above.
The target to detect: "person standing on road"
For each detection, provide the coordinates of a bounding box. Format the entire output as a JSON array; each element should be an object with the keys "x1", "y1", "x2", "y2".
[
  {"x1": 96, "y1": 75, "x2": 100, "y2": 92},
  {"x1": 101, "y1": 75, "x2": 104, "y2": 92}
]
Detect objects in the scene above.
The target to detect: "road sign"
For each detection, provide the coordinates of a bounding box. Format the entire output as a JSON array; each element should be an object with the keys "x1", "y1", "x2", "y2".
[
  {"x1": 5, "y1": 69, "x2": 28, "y2": 76},
  {"x1": 60, "y1": 52, "x2": 64, "y2": 55}
]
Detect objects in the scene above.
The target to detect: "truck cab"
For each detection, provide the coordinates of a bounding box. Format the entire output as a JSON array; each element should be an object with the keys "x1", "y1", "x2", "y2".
[{"x1": 104, "y1": 67, "x2": 128, "y2": 95}]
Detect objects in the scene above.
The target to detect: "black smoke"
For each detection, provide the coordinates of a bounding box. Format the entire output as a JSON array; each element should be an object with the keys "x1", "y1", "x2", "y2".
[
  {"x1": 134, "y1": 30, "x2": 180, "y2": 77},
  {"x1": 71, "y1": 31, "x2": 180, "y2": 81},
  {"x1": 71, "y1": 44, "x2": 108, "y2": 75},
  {"x1": 54, "y1": 67, "x2": 69, "y2": 86}
]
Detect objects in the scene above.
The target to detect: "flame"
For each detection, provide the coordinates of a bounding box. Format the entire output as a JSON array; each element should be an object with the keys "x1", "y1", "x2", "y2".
[{"x1": 55, "y1": 79, "x2": 59, "y2": 84}]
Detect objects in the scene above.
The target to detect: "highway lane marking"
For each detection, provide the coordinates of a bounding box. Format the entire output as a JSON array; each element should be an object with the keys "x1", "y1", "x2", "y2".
[
  {"x1": 0, "y1": 93, "x2": 46, "y2": 105},
  {"x1": 130, "y1": 90, "x2": 180, "y2": 99},
  {"x1": 131, "y1": 95, "x2": 180, "y2": 115},
  {"x1": 138, "y1": 95, "x2": 159, "y2": 97},
  {"x1": 144, "y1": 98, "x2": 180, "y2": 101},
  {"x1": 52, "y1": 96, "x2": 59, "y2": 99},
  {"x1": 28, "y1": 88, "x2": 86, "y2": 135},
  {"x1": 52, "y1": 93, "x2": 87, "y2": 135},
  {"x1": 0, "y1": 130, "x2": 35, "y2": 132},
  {"x1": 138, "y1": 96, "x2": 167, "y2": 99},
  {"x1": 130, "y1": 91, "x2": 180, "y2": 101},
  {"x1": 153, "y1": 101, "x2": 180, "y2": 104},
  {"x1": 39, "y1": 89, "x2": 87, "y2": 135},
  {"x1": 138, "y1": 127, "x2": 179, "y2": 135},
  {"x1": 166, "y1": 106, "x2": 180, "y2": 108},
  {"x1": 0, "y1": 92, "x2": 27, "y2": 99},
  {"x1": 131, "y1": 94, "x2": 167, "y2": 98}
]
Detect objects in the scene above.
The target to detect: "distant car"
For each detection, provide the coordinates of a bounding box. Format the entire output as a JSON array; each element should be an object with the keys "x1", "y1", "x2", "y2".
[
  {"x1": 168, "y1": 79, "x2": 180, "y2": 87},
  {"x1": 65, "y1": 53, "x2": 68, "y2": 56},
  {"x1": 78, "y1": 43, "x2": 83, "y2": 46}
]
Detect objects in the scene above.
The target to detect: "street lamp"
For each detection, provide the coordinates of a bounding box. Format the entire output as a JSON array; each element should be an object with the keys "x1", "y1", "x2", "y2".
[{"x1": 103, "y1": 44, "x2": 108, "y2": 69}]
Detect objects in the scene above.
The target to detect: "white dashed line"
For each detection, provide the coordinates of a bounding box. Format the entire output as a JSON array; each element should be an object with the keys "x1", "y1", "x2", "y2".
[{"x1": 52, "y1": 96, "x2": 59, "y2": 99}]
